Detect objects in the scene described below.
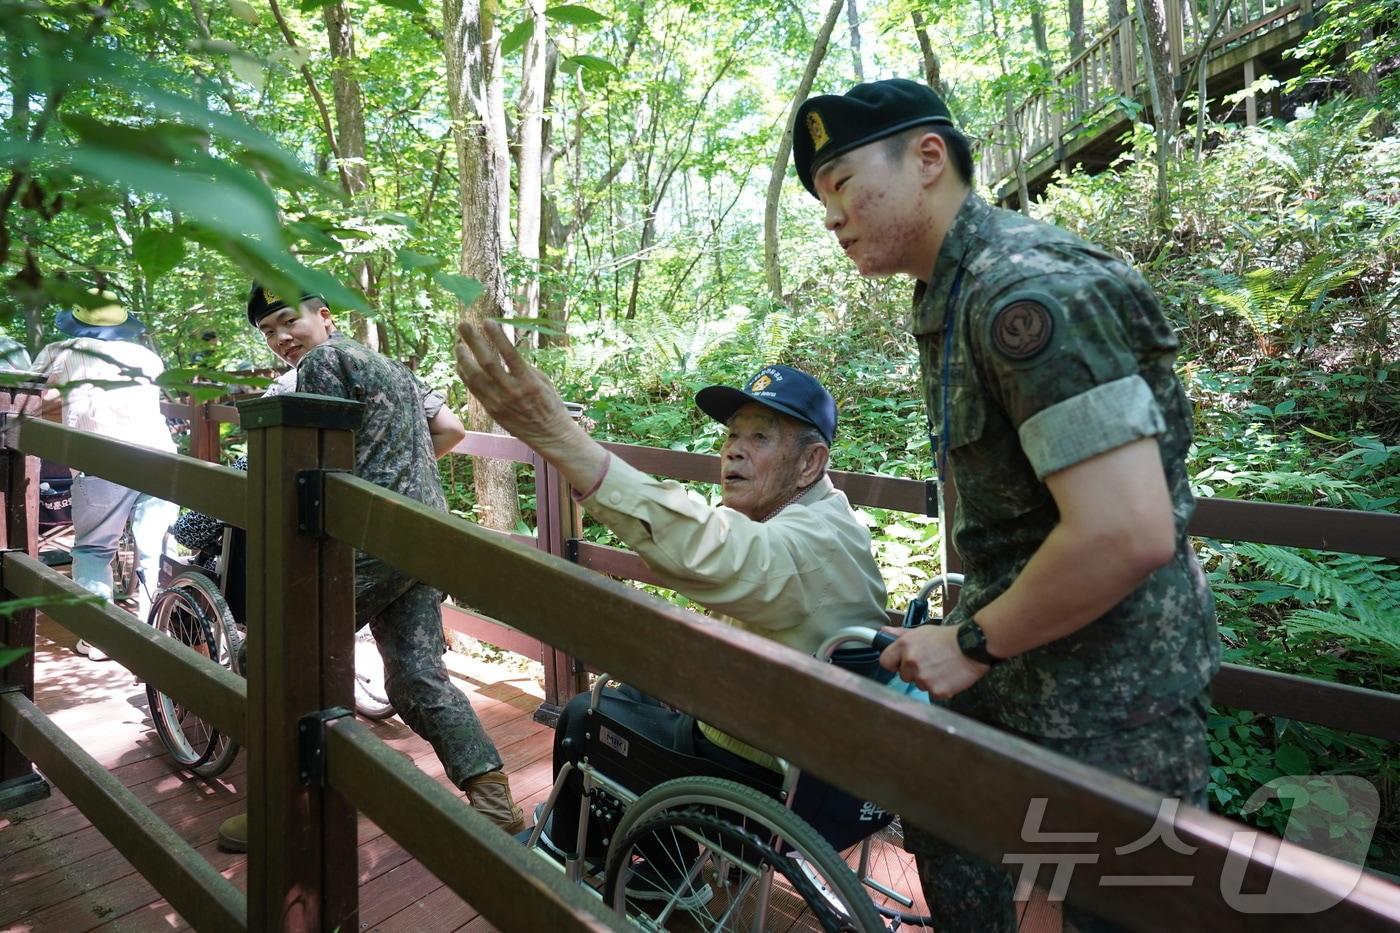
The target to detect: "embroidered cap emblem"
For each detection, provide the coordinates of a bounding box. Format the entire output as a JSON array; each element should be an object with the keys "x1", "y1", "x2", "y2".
[
  {"x1": 806, "y1": 111, "x2": 830, "y2": 151},
  {"x1": 991, "y1": 300, "x2": 1054, "y2": 360},
  {"x1": 749, "y1": 374, "x2": 773, "y2": 393}
]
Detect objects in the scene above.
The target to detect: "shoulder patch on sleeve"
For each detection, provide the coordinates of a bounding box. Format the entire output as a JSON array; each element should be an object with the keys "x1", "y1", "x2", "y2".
[{"x1": 990, "y1": 297, "x2": 1055, "y2": 361}]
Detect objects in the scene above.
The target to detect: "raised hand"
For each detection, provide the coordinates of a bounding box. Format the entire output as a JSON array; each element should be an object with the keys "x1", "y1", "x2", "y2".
[{"x1": 455, "y1": 318, "x2": 609, "y2": 491}]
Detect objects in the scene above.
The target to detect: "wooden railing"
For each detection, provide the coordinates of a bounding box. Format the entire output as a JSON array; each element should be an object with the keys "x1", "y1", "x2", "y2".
[
  {"x1": 2, "y1": 390, "x2": 1398, "y2": 930},
  {"x1": 976, "y1": 0, "x2": 1317, "y2": 194}
]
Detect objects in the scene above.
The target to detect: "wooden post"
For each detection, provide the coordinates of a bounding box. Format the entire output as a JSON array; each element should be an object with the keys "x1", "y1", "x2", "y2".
[
  {"x1": 1244, "y1": 58, "x2": 1258, "y2": 125},
  {"x1": 531, "y1": 454, "x2": 591, "y2": 724},
  {"x1": 0, "y1": 393, "x2": 49, "y2": 809},
  {"x1": 190, "y1": 400, "x2": 222, "y2": 463},
  {"x1": 240, "y1": 393, "x2": 360, "y2": 932}
]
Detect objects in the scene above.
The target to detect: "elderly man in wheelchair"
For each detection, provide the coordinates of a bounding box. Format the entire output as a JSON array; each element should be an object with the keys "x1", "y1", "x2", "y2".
[{"x1": 459, "y1": 324, "x2": 930, "y2": 931}]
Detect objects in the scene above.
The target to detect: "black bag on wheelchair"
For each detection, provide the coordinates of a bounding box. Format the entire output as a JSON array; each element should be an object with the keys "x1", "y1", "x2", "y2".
[
  {"x1": 38, "y1": 460, "x2": 72, "y2": 530},
  {"x1": 788, "y1": 645, "x2": 896, "y2": 850}
]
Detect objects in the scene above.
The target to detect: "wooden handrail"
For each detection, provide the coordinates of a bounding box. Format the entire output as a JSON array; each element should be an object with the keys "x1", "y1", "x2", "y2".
[
  {"x1": 324, "y1": 717, "x2": 624, "y2": 931},
  {"x1": 0, "y1": 691, "x2": 246, "y2": 932},
  {"x1": 1213, "y1": 664, "x2": 1400, "y2": 742},
  {"x1": 8, "y1": 417, "x2": 247, "y2": 529},
  {"x1": 319, "y1": 469, "x2": 1400, "y2": 929},
  {"x1": 0, "y1": 553, "x2": 248, "y2": 743}
]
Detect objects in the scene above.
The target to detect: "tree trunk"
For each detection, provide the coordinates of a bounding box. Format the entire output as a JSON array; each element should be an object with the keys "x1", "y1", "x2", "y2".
[
  {"x1": 846, "y1": 0, "x2": 865, "y2": 82},
  {"x1": 322, "y1": 0, "x2": 379, "y2": 345},
  {"x1": 1030, "y1": 3, "x2": 1051, "y2": 62},
  {"x1": 323, "y1": 1, "x2": 370, "y2": 199},
  {"x1": 1136, "y1": 0, "x2": 1176, "y2": 127},
  {"x1": 1068, "y1": 0, "x2": 1085, "y2": 60},
  {"x1": 514, "y1": 0, "x2": 547, "y2": 334},
  {"x1": 1348, "y1": 29, "x2": 1392, "y2": 136},
  {"x1": 763, "y1": 0, "x2": 846, "y2": 305},
  {"x1": 1135, "y1": 0, "x2": 1175, "y2": 230},
  {"x1": 910, "y1": 11, "x2": 946, "y2": 97},
  {"x1": 443, "y1": 0, "x2": 522, "y2": 532}
]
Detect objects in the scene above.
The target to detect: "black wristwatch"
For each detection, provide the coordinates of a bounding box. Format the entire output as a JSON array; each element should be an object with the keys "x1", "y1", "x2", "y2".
[{"x1": 956, "y1": 618, "x2": 1003, "y2": 667}]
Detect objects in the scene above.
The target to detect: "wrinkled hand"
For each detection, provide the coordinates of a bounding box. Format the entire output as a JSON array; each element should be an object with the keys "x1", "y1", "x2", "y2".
[
  {"x1": 455, "y1": 319, "x2": 575, "y2": 450},
  {"x1": 878, "y1": 623, "x2": 988, "y2": 700}
]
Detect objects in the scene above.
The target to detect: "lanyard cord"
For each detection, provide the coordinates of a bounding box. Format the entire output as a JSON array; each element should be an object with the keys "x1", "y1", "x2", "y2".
[{"x1": 937, "y1": 265, "x2": 967, "y2": 484}]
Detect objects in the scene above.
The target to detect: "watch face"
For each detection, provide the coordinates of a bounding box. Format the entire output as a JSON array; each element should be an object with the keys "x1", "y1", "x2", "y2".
[{"x1": 957, "y1": 620, "x2": 984, "y2": 654}]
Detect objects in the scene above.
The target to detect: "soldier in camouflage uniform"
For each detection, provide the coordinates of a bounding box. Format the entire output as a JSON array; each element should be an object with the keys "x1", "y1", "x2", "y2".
[
  {"x1": 217, "y1": 287, "x2": 523, "y2": 853},
  {"x1": 793, "y1": 79, "x2": 1220, "y2": 931}
]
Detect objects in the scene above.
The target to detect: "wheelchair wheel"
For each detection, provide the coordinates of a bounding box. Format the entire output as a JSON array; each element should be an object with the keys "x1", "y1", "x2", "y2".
[
  {"x1": 146, "y1": 571, "x2": 242, "y2": 778},
  {"x1": 113, "y1": 525, "x2": 139, "y2": 605},
  {"x1": 843, "y1": 816, "x2": 933, "y2": 928},
  {"x1": 604, "y1": 776, "x2": 882, "y2": 932},
  {"x1": 353, "y1": 629, "x2": 395, "y2": 720}
]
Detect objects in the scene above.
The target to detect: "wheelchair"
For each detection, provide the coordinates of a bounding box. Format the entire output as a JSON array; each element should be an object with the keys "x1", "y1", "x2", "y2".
[
  {"x1": 524, "y1": 574, "x2": 962, "y2": 932},
  {"x1": 145, "y1": 527, "x2": 395, "y2": 778}
]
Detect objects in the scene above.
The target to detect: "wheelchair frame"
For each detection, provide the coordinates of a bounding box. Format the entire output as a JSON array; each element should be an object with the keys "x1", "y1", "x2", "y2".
[{"x1": 522, "y1": 601, "x2": 960, "y2": 932}]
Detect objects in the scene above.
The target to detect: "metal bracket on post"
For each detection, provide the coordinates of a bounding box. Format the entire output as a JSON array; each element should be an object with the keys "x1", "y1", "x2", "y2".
[
  {"x1": 923, "y1": 480, "x2": 939, "y2": 518},
  {"x1": 564, "y1": 538, "x2": 580, "y2": 563},
  {"x1": 296, "y1": 469, "x2": 350, "y2": 537},
  {"x1": 297, "y1": 707, "x2": 354, "y2": 787},
  {"x1": 0, "y1": 411, "x2": 12, "y2": 452}
]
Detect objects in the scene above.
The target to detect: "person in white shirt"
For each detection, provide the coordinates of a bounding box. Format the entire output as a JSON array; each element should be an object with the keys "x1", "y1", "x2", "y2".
[{"x1": 32, "y1": 297, "x2": 178, "y2": 661}]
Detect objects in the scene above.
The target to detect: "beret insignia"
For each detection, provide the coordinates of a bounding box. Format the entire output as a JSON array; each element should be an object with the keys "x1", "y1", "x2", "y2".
[
  {"x1": 806, "y1": 111, "x2": 830, "y2": 152},
  {"x1": 991, "y1": 300, "x2": 1054, "y2": 360}
]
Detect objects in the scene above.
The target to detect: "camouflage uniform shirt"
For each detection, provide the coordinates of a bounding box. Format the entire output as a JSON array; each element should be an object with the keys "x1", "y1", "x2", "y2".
[
  {"x1": 913, "y1": 193, "x2": 1220, "y2": 739},
  {"x1": 296, "y1": 333, "x2": 447, "y2": 513}
]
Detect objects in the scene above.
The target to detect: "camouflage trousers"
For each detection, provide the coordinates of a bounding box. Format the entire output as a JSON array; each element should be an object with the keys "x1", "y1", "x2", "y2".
[
  {"x1": 357, "y1": 555, "x2": 502, "y2": 788},
  {"x1": 904, "y1": 692, "x2": 1211, "y2": 933}
]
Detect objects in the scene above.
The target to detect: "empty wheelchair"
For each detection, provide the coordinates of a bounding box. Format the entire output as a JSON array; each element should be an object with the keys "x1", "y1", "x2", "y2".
[
  {"x1": 525, "y1": 573, "x2": 961, "y2": 931},
  {"x1": 146, "y1": 525, "x2": 395, "y2": 778}
]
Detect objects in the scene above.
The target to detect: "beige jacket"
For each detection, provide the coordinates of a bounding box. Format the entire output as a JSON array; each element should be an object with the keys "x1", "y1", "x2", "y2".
[{"x1": 580, "y1": 455, "x2": 889, "y2": 768}]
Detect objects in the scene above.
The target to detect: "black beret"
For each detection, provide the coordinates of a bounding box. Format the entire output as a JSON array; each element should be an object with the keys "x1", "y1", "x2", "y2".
[
  {"x1": 247, "y1": 282, "x2": 323, "y2": 327},
  {"x1": 793, "y1": 78, "x2": 955, "y2": 198}
]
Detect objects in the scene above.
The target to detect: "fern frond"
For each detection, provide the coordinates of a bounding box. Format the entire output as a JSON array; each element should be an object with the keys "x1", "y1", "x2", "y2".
[
  {"x1": 1284, "y1": 608, "x2": 1400, "y2": 655},
  {"x1": 1232, "y1": 542, "x2": 1388, "y2": 625}
]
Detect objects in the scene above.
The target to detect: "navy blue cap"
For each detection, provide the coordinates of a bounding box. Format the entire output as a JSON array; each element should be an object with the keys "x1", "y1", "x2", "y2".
[{"x1": 696, "y1": 365, "x2": 837, "y2": 445}]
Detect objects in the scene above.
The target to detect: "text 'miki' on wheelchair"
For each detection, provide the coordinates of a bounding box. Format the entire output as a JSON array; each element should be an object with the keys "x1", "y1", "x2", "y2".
[
  {"x1": 523, "y1": 574, "x2": 963, "y2": 932},
  {"x1": 144, "y1": 525, "x2": 396, "y2": 778}
]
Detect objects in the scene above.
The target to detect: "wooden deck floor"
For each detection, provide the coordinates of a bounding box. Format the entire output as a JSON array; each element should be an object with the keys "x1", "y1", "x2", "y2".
[{"x1": 1, "y1": 616, "x2": 1060, "y2": 932}]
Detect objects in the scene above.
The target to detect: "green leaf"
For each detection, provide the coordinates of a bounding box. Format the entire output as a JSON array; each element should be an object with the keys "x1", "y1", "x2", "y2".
[
  {"x1": 286, "y1": 220, "x2": 344, "y2": 254},
  {"x1": 297, "y1": 0, "x2": 335, "y2": 10},
  {"x1": 229, "y1": 54, "x2": 265, "y2": 92},
  {"x1": 433, "y1": 273, "x2": 484, "y2": 307},
  {"x1": 544, "y1": 4, "x2": 607, "y2": 26},
  {"x1": 500, "y1": 18, "x2": 535, "y2": 56},
  {"x1": 565, "y1": 54, "x2": 619, "y2": 75},
  {"x1": 132, "y1": 228, "x2": 186, "y2": 282},
  {"x1": 396, "y1": 249, "x2": 444, "y2": 271},
  {"x1": 228, "y1": 0, "x2": 261, "y2": 24},
  {"x1": 1273, "y1": 399, "x2": 1297, "y2": 415},
  {"x1": 66, "y1": 147, "x2": 282, "y2": 244},
  {"x1": 0, "y1": 645, "x2": 29, "y2": 669},
  {"x1": 378, "y1": 0, "x2": 426, "y2": 13},
  {"x1": 1274, "y1": 744, "x2": 1310, "y2": 774}
]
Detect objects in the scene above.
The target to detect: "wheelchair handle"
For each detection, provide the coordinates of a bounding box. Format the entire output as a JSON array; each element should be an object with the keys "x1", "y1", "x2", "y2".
[{"x1": 816, "y1": 626, "x2": 898, "y2": 661}]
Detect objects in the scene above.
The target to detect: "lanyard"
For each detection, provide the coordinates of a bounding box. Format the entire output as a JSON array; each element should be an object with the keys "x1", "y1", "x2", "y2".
[{"x1": 936, "y1": 265, "x2": 967, "y2": 484}]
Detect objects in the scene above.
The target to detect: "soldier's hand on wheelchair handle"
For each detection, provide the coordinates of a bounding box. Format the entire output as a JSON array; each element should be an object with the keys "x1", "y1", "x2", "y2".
[{"x1": 876, "y1": 623, "x2": 989, "y2": 700}]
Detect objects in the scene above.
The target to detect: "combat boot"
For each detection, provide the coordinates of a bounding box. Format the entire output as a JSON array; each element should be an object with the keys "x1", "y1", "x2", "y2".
[{"x1": 463, "y1": 770, "x2": 525, "y2": 834}]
